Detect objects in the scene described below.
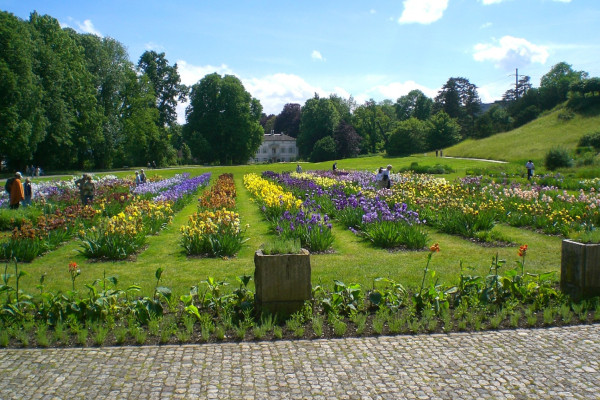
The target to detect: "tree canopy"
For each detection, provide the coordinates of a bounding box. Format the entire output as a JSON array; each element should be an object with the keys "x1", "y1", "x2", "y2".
[{"x1": 183, "y1": 73, "x2": 263, "y2": 165}]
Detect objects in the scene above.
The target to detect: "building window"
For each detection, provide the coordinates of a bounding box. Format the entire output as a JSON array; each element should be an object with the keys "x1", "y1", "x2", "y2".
[
  {"x1": 262, "y1": 148, "x2": 267, "y2": 154},
  {"x1": 272, "y1": 148, "x2": 276, "y2": 154}
]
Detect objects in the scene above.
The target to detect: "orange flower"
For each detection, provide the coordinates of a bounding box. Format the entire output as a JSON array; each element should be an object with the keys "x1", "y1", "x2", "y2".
[
  {"x1": 518, "y1": 244, "x2": 528, "y2": 257},
  {"x1": 68, "y1": 261, "x2": 78, "y2": 273},
  {"x1": 429, "y1": 243, "x2": 440, "y2": 252}
]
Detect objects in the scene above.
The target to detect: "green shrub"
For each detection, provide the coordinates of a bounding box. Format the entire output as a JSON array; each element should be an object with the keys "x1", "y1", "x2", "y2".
[
  {"x1": 578, "y1": 131, "x2": 600, "y2": 151},
  {"x1": 544, "y1": 147, "x2": 573, "y2": 171}
]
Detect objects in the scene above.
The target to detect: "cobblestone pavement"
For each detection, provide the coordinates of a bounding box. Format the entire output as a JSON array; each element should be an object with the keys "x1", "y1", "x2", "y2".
[{"x1": 1, "y1": 325, "x2": 599, "y2": 399}]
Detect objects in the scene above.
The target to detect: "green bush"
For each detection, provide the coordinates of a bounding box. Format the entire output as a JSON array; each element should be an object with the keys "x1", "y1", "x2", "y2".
[
  {"x1": 578, "y1": 131, "x2": 600, "y2": 151},
  {"x1": 544, "y1": 147, "x2": 573, "y2": 171}
]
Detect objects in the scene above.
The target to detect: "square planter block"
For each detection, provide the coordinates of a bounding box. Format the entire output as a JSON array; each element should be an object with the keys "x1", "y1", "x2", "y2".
[
  {"x1": 254, "y1": 248, "x2": 311, "y2": 316},
  {"x1": 561, "y1": 239, "x2": 600, "y2": 299}
]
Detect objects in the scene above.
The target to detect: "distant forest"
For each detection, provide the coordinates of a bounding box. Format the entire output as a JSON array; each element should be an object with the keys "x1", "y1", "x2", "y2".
[{"x1": 1, "y1": 11, "x2": 599, "y2": 171}]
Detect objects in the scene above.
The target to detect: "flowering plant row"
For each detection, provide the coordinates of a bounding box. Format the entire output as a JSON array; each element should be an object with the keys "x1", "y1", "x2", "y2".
[
  {"x1": 1, "y1": 205, "x2": 100, "y2": 262},
  {"x1": 181, "y1": 174, "x2": 246, "y2": 257},
  {"x1": 1, "y1": 173, "x2": 210, "y2": 262},
  {"x1": 295, "y1": 169, "x2": 600, "y2": 241},
  {"x1": 77, "y1": 174, "x2": 211, "y2": 260},
  {"x1": 244, "y1": 173, "x2": 334, "y2": 252},
  {"x1": 78, "y1": 199, "x2": 175, "y2": 260},
  {"x1": 243, "y1": 173, "x2": 302, "y2": 222},
  {"x1": 263, "y1": 171, "x2": 428, "y2": 250}
]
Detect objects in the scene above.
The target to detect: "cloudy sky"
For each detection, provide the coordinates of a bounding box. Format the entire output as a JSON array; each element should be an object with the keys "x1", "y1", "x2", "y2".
[{"x1": 2, "y1": 0, "x2": 599, "y2": 122}]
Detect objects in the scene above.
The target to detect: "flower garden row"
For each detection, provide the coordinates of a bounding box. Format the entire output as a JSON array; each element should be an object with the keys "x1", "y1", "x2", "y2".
[
  {"x1": 255, "y1": 169, "x2": 600, "y2": 249},
  {"x1": 1, "y1": 173, "x2": 211, "y2": 262},
  {"x1": 2, "y1": 168, "x2": 600, "y2": 348},
  {"x1": 180, "y1": 173, "x2": 246, "y2": 257}
]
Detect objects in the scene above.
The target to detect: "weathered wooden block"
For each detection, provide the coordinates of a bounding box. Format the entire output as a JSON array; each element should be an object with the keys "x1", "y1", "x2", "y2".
[
  {"x1": 561, "y1": 239, "x2": 600, "y2": 299},
  {"x1": 254, "y1": 249, "x2": 311, "y2": 316}
]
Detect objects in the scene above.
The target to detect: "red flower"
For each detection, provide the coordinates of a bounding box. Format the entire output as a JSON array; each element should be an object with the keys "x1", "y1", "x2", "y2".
[
  {"x1": 68, "y1": 261, "x2": 78, "y2": 273},
  {"x1": 429, "y1": 243, "x2": 440, "y2": 253},
  {"x1": 518, "y1": 244, "x2": 528, "y2": 257}
]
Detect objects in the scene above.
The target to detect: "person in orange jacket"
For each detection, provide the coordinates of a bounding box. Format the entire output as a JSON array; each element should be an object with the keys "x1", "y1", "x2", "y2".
[{"x1": 9, "y1": 172, "x2": 24, "y2": 209}]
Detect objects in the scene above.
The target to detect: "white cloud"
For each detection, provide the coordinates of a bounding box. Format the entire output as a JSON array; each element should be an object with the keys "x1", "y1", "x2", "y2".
[
  {"x1": 398, "y1": 0, "x2": 448, "y2": 24},
  {"x1": 60, "y1": 18, "x2": 102, "y2": 37},
  {"x1": 77, "y1": 19, "x2": 102, "y2": 37},
  {"x1": 370, "y1": 9, "x2": 376, "y2": 14},
  {"x1": 244, "y1": 73, "x2": 326, "y2": 115},
  {"x1": 177, "y1": 60, "x2": 233, "y2": 86},
  {"x1": 311, "y1": 50, "x2": 325, "y2": 61},
  {"x1": 473, "y1": 36, "x2": 549, "y2": 69},
  {"x1": 368, "y1": 80, "x2": 438, "y2": 101},
  {"x1": 480, "y1": 22, "x2": 492, "y2": 29},
  {"x1": 144, "y1": 42, "x2": 165, "y2": 52},
  {"x1": 480, "y1": 0, "x2": 504, "y2": 4}
]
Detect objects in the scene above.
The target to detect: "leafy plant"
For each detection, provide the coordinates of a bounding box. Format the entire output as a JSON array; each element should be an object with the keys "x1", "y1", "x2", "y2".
[{"x1": 261, "y1": 238, "x2": 302, "y2": 255}]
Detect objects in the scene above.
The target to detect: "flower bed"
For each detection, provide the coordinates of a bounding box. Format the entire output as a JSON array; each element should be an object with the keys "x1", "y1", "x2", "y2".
[
  {"x1": 245, "y1": 173, "x2": 334, "y2": 252},
  {"x1": 1, "y1": 173, "x2": 210, "y2": 262},
  {"x1": 181, "y1": 173, "x2": 246, "y2": 257}
]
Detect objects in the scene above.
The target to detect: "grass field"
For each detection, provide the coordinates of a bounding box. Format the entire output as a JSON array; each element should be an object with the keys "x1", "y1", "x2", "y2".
[
  {"x1": 12, "y1": 157, "x2": 565, "y2": 301},
  {"x1": 445, "y1": 104, "x2": 600, "y2": 165}
]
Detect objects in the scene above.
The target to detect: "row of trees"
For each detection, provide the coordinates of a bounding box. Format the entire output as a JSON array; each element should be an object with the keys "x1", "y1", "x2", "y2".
[
  {"x1": 2, "y1": 11, "x2": 598, "y2": 170},
  {"x1": 1, "y1": 11, "x2": 187, "y2": 171},
  {"x1": 262, "y1": 63, "x2": 598, "y2": 161}
]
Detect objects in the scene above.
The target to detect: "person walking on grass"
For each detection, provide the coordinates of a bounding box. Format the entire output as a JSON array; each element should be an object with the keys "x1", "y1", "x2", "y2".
[{"x1": 525, "y1": 160, "x2": 535, "y2": 180}]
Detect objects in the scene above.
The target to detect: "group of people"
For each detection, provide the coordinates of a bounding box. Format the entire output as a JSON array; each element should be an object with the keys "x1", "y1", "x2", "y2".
[
  {"x1": 24, "y1": 165, "x2": 43, "y2": 177},
  {"x1": 4, "y1": 172, "x2": 32, "y2": 209},
  {"x1": 376, "y1": 165, "x2": 393, "y2": 189},
  {"x1": 135, "y1": 169, "x2": 147, "y2": 186}
]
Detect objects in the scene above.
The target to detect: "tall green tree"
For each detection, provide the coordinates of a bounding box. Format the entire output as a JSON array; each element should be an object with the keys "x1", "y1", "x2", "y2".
[
  {"x1": 75, "y1": 33, "x2": 132, "y2": 168},
  {"x1": 539, "y1": 62, "x2": 588, "y2": 110},
  {"x1": 297, "y1": 95, "x2": 340, "y2": 159},
  {"x1": 427, "y1": 111, "x2": 461, "y2": 151},
  {"x1": 434, "y1": 77, "x2": 481, "y2": 138},
  {"x1": 310, "y1": 136, "x2": 337, "y2": 162},
  {"x1": 30, "y1": 13, "x2": 103, "y2": 170},
  {"x1": 138, "y1": 51, "x2": 188, "y2": 127},
  {"x1": 0, "y1": 11, "x2": 46, "y2": 170},
  {"x1": 184, "y1": 73, "x2": 263, "y2": 164},
  {"x1": 474, "y1": 105, "x2": 512, "y2": 138},
  {"x1": 502, "y1": 75, "x2": 533, "y2": 103},
  {"x1": 352, "y1": 99, "x2": 392, "y2": 154},
  {"x1": 386, "y1": 118, "x2": 427, "y2": 156},
  {"x1": 396, "y1": 90, "x2": 433, "y2": 121}
]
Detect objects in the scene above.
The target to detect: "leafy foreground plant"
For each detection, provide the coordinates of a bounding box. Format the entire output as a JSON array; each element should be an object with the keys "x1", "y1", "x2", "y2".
[{"x1": 0, "y1": 247, "x2": 597, "y2": 348}]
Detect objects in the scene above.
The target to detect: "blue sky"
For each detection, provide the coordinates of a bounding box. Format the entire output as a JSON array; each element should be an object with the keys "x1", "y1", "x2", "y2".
[{"x1": 2, "y1": 0, "x2": 599, "y2": 122}]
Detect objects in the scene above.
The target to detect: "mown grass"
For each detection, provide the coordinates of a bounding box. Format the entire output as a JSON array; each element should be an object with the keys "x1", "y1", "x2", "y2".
[
  {"x1": 445, "y1": 104, "x2": 600, "y2": 165},
  {"x1": 11, "y1": 157, "x2": 567, "y2": 301}
]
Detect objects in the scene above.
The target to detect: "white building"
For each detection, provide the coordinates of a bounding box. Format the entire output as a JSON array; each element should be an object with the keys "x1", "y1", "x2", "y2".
[{"x1": 251, "y1": 132, "x2": 298, "y2": 163}]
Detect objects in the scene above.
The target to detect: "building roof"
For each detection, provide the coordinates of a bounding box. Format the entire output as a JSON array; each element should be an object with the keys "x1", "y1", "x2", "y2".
[{"x1": 263, "y1": 133, "x2": 296, "y2": 142}]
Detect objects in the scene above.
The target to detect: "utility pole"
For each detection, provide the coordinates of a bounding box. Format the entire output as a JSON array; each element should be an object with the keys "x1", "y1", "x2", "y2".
[{"x1": 515, "y1": 68, "x2": 519, "y2": 99}]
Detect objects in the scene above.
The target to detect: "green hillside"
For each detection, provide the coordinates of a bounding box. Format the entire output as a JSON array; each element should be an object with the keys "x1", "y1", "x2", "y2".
[{"x1": 445, "y1": 105, "x2": 600, "y2": 163}]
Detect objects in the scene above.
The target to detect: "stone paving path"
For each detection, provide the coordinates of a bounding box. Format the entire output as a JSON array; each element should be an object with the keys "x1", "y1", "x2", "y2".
[{"x1": 1, "y1": 325, "x2": 599, "y2": 399}]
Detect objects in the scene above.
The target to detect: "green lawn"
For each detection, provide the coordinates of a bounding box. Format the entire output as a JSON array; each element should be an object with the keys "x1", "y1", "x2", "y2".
[
  {"x1": 14, "y1": 158, "x2": 564, "y2": 299},
  {"x1": 445, "y1": 104, "x2": 600, "y2": 165}
]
